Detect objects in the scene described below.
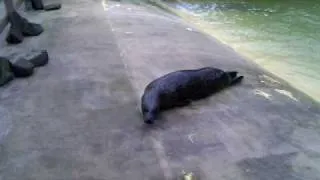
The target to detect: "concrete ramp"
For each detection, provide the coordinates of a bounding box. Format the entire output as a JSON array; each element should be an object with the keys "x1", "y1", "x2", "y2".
[
  {"x1": 0, "y1": 0, "x2": 319, "y2": 180},
  {"x1": 107, "y1": 2, "x2": 320, "y2": 180}
]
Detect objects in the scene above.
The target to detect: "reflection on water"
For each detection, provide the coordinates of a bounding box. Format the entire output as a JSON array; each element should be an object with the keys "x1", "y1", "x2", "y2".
[{"x1": 169, "y1": 0, "x2": 320, "y2": 101}]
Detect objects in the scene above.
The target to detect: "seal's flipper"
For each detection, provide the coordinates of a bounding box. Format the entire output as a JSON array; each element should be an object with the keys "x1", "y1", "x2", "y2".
[
  {"x1": 227, "y1": 71, "x2": 238, "y2": 79},
  {"x1": 230, "y1": 76, "x2": 244, "y2": 86}
]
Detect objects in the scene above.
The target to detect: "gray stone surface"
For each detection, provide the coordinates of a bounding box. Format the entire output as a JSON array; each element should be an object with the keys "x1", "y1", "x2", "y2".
[
  {"x1": 107, "y1": 2, "x2": 320, "y2": 180},
  {"x1": 0, "y1": 0, "x2": 319, "y2": 180}
]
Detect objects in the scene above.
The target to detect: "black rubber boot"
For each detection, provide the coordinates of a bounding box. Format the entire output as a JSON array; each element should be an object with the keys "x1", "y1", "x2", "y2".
[
  {"x1": 30, "y1": 0, "x2": 43, "y2": 10},
  {"x1": 8, "y1": 50, "x2": 49, "y2": 67},
  {"x1": 25, "y1": 50, "x2": 49, "y2": 67},
  {"x1": 0, "y1": 57, "x2": 14, "y2": 86},
  {"x1": 6, "y1": 24, "x2": 24, "y2": 44},
  {"x1": 25, "y1": 0, "x2": 33, "y2": 11},
  {"x1": 44, "y1": 3, "x2": 61, "y2": 11},
  {"x1": 6, "y1": 11, "x2": 43, "y2": 44},
  {"x1": 9, "y1": 11, "x2": 43, "y2": 36},
  {"x1": 9, "y1": 58, "x2": 35, "y2": 78}
]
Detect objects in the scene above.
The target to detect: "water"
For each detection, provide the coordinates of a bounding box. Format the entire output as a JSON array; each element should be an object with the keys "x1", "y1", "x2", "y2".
[{"x1": 167, "y1": 0, "x2": 320, "y2": 101}]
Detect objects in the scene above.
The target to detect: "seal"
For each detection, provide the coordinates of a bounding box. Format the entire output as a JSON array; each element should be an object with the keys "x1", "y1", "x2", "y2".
[{"x1": 141, "y1": 67, "x2": 244, "y2": 124}]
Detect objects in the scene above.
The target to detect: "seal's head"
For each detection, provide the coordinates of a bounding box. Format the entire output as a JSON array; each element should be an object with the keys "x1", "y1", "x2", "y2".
[{"x1": 143, "y1": 112, "x2": 156, "y2": 124}]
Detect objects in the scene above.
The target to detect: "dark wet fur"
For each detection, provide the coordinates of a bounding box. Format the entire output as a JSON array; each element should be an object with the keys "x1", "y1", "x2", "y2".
[{"x1": 141, "y1": 67, "x2": 244, "y2": 124}]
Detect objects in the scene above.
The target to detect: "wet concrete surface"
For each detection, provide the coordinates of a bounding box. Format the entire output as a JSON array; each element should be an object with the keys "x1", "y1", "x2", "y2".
[{"x1": 0, "y1": 0, "x2": 320, "y2": 179}]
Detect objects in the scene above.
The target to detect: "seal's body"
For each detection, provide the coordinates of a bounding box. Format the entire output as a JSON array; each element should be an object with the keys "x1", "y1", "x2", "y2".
[{"x1": 141, "y1": 67, "x2": 243, "y2": 124}]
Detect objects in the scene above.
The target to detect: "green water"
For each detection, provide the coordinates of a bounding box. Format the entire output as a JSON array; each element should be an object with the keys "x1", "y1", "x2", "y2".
[{"x1": 169, "y1": 0, "x2": 320, "y2": 101}]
